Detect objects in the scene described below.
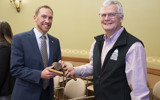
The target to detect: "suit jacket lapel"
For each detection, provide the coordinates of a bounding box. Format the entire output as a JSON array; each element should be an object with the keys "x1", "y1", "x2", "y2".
[
  {"x1": 28, "y1": 30, "x2": 43, "y2": 66},
  {"x1": 48, "y1": 35, "x2": 54, "y2": 66}
]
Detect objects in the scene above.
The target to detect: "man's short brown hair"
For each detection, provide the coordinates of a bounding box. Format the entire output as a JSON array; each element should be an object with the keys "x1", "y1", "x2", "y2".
[{"x1": 35, "y1": 5, "x2": 53, "y2": 16}]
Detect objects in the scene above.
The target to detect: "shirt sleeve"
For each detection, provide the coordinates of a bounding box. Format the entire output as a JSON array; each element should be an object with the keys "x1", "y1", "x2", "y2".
[
  {"x1": 74, "y1": 41, "x2": 95, "y2": 77},
  {"x1": 125, "y1": 42, "x2": 150, "y2": 100}
]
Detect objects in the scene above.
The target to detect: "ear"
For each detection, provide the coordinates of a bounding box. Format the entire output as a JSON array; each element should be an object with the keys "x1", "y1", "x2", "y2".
[
  {"x1": 120, "y1": 15, "x2": 124, "y2": 23},
  {"x1": 33, "y1": 15, "x2": 37, "y2": 22}
]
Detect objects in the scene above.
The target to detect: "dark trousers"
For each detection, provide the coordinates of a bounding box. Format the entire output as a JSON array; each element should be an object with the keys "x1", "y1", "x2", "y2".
[{"x1": 40, "y1": 86, "x2": 50, "y2": 100}]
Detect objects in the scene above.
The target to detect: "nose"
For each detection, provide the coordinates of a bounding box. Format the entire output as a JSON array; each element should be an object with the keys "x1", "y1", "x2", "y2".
[
  {"x1": 45, "y1": 18, "x2": 50, "y2": 23},
  {"x1": 104, "y1": 15, "x2": 110, "y2": 20}
]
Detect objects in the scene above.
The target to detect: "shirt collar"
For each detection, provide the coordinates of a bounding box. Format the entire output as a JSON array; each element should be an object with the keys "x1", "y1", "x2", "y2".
[
  {"x1": 103, "y1": 27, "x2": 124, "y2": 43},
  {"x1": 34, "y1": 27, "x2": 48, "y2": 40}
]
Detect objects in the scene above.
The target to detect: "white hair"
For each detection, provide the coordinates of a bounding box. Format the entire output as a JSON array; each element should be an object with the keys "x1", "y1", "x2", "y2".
[{"x1": 100, "y1": 0, "x2": 124, "y2": 17}]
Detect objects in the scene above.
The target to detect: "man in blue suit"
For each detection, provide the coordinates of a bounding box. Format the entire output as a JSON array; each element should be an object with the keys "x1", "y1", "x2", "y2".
[{"x1": 10, "y1": 5, "x2": 62, "y2": 100}]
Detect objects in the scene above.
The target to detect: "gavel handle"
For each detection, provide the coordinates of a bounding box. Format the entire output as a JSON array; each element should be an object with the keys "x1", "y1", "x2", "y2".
[{"x1": 49, "y1": 69, "x2": 77, "y2": 81}]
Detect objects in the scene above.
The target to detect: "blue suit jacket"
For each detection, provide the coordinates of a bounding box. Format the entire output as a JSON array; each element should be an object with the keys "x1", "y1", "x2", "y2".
[{"x1": 10, "y1": 29, "x2": 61, "y2": 100}]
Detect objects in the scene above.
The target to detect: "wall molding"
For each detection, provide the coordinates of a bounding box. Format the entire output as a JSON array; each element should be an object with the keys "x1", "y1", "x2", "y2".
[
  {"x1": 147, "y1": 68, "x2": 160, "y2": 76},
  {"x1": 62, "y1": 56, "x2": 89, "y2": 63}
]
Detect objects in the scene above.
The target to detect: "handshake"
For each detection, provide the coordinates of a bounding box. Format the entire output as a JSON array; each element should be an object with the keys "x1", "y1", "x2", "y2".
[{"x1": 49, "y1": 62, "x2": 77, "y2": 81}]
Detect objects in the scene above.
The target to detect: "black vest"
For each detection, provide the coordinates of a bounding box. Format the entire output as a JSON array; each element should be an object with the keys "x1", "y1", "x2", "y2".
[{"x1": 93, "y1": 29, "x2": 143, "y2": 100}]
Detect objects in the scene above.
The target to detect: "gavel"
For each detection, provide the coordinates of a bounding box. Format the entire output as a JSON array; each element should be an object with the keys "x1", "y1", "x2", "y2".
[{"x1": 49, "y1": 62, "x2": 77, "y2": 81}]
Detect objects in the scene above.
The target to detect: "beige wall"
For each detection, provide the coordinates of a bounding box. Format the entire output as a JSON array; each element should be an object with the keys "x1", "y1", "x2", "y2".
[{"x1": 0, "y1": 0, "x2": 160, "y2": 69}]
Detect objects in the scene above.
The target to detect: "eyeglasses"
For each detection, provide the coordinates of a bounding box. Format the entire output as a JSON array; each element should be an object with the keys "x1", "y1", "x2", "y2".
[{"x1": 99, "y1": 13, "x2": 120, "y2": 18}]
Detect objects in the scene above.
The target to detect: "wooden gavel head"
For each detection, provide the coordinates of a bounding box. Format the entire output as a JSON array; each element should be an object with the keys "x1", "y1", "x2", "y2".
[
  {"x1": 52, "y1": 62, "x2": 63, "y2": 71},
  {"x1": 51, "y1": 62, "x2": 77, "y2": 81}
]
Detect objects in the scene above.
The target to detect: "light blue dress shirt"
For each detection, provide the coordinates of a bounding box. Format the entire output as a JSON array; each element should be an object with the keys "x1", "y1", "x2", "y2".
[{"x1": 34, "y1": 28, "x2": 49, "y2": 60}]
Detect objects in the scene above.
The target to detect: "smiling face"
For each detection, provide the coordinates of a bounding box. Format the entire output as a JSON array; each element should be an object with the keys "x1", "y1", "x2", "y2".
[
  {"x1": 100, "y1": 4, "x2": 123, "y2": 37},
  {"x1": 34, "y1": 8, "x2": 53, "y2": 35}
]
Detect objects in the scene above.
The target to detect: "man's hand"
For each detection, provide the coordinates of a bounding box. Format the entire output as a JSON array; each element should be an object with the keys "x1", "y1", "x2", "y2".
[
  {"x1": 58, "y1": 60, "x2": 66, "y2": 69},
  {"x1": 57, "y1": 60, "x2": 77, "y2": 80},
  {"x1": 64, "y1": 66, "x2": 75, "y2": 78},
  {"x1": 41, "y1": 66, "x2": 59, "y2": 79}
]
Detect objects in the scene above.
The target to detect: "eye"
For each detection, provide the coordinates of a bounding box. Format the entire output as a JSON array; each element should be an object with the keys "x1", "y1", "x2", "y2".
[
  {"x1": 42, "y1": 15, "x2": 47, "y2": 18},
  {"x1": 108, "y1": 13, "x2": 116, "y2": 17},
  {"x1": 101, "y1": 14, "x2": 106, "y2": 17},
  {"x1": 49, "y1": 16, "x2": 53, "y2": 20},
  {"x1": 100, "y1": 13, "x2": 106, "y2": 17}
]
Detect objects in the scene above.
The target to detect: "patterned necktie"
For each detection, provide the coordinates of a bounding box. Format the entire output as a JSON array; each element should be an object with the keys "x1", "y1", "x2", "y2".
[{"x1": 41, "y1": 35, "x2": 49, "y2": 89}]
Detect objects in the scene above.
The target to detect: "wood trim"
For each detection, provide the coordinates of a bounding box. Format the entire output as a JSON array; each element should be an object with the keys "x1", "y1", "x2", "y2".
[
  {"x1": 62, "y1": 56, "x2": 89, "y2": 63},
  {"x1": 62, "y1": 56, "x2": 160, "y2": 76},
  {"x1": 147, "y1": 67, "x2": 160, "y2": 76}
]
